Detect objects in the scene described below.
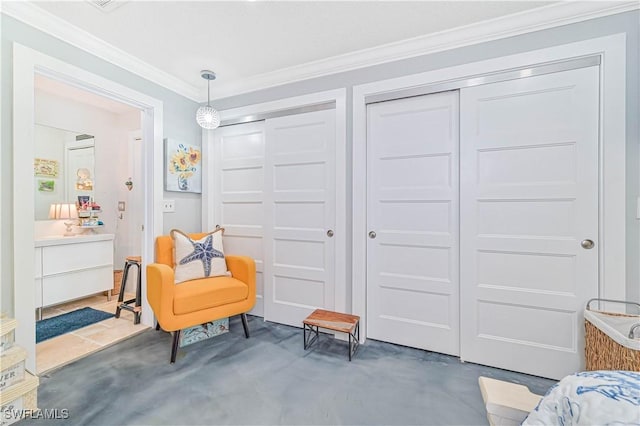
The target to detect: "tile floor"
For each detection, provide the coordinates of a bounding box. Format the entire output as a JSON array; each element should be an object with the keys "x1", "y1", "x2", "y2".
[{"x1": 36, "y1": 292, "x2": 149, "y2": 374}]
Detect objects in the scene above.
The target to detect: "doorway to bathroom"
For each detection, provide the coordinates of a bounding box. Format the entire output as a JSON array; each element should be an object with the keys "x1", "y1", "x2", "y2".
[
  {"x1": 13, "y1": 44, "x2": 164, "y2": 374},
  {"x1": 31, "y1": 73, "x2": 148, "y2": 374}
]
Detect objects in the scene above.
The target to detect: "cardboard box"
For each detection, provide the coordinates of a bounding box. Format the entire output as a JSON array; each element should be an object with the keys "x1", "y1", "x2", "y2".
[
  {"x1": 0, "y1": 347, "x2": 26, "y2": 392},
  {"x1": 0, "y1": 319, "x2": 17, "y2": 355},
  {"x1": 0, "y1": 372, "x2": 38, "y2": 426}
]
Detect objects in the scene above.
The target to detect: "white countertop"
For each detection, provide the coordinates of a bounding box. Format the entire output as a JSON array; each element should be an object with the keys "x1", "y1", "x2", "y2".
[{"x1": 35, "y1": 233, "x2": 114, "y2": 247}]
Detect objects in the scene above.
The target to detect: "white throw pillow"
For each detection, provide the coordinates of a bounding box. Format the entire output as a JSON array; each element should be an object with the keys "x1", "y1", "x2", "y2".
[{"x1": 171, "y1": 229, "x2": 230, "y2": 284}]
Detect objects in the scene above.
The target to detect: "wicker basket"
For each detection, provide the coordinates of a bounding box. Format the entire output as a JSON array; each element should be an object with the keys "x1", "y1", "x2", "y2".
[
  {"x1": 584, "y1": 298, "x2": 640, "y2": 372},
  {"x1": 104, "y1": 269, "x2": 124, "y2": 297}
]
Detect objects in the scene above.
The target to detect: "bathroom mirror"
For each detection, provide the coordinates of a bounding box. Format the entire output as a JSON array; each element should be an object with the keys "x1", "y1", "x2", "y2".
[{"x1": 34, "y1": 124, "x2": 95, "y2": 220}]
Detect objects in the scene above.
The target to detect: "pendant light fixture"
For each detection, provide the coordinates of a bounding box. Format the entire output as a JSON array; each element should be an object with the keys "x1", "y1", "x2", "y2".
[{"x1": 196, "y1": 70, "x2": 220, "y2": 129}]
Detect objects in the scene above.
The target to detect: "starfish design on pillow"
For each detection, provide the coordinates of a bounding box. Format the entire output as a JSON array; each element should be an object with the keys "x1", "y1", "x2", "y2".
[{"x1": 178, "y1": 235, "x2": 224, "y2": 277}]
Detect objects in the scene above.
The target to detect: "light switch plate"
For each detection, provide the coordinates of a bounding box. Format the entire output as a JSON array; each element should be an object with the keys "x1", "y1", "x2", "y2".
[
  {"x1": 163, "y1": 200, "x2": 175, "y2": 213},
  {"x1": 118, "y1": 201, "x2": 126, "y2": 212}
]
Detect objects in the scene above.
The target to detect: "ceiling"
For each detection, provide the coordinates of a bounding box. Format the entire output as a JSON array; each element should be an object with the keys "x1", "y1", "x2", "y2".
[
  {"x1": 27, "y1": 1, "x2": 563, "y2": 100},
  {"x1": 35, "y1": 74, "x2": 139, "y2": 115}
]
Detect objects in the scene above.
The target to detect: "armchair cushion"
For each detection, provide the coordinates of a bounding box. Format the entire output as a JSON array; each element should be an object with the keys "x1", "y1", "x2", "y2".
[
  {"x1": 171, "y1": 228, "x2": 229, "y2": 283},
  {"x1": 173, "y1": 276, "x2": 249, "y2": 315}
]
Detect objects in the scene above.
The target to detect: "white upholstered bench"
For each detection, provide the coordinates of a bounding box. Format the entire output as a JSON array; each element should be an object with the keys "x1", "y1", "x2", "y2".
[{"x1": 478, "y1": 376, "x2": 542, "y2": 426}]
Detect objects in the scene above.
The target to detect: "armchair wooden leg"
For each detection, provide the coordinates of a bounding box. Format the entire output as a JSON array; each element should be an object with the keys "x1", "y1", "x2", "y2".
[
  {"x1": 170, "y1": 330, "x2": 181, "y2": 363},
  {"x1": 241, "y1": 313, "x2": 250, "y2": 338}
]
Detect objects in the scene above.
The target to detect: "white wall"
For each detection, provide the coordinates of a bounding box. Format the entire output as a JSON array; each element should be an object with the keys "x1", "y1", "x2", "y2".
[
  {"x1": 113, "y1": 111, "x2": 142, "y2": 270},
  {"x1": 35, "y1": 91, "x2": 140, "y2": 283},
  {"x1": 114, "y1": 111, "x2": 144, "y2": 292}
]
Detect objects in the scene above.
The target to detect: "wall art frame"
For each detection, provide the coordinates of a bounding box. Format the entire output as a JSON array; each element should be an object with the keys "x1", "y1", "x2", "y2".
[{"x1": 164, "y1": 138, "x2": 202, "y2": 193}]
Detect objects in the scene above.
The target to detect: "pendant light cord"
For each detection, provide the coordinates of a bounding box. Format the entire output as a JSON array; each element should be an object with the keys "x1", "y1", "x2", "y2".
[{"x1": 207, "y1": 80, "x2": 211, "y2": 107}]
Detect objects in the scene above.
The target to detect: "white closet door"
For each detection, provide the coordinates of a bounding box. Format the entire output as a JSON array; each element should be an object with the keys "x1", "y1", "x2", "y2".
[
  {"x1": 264, "y1": 109, "x2": 336, "y2": 327},
  {"x1": 366, "y1": 91, "x2": 460, "y2": 355},
  {"x1": 213, "y1": 121, "x2": 266, "y2": 317},
  {"x1": 460, "y1": 67, "x2": 599, "y2": 379}
]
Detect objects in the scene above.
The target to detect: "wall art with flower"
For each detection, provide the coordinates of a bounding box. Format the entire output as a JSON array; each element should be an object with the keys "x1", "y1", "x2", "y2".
[
  {"x1": 34, "y1": 158, "x2": 59, "y2": 177},
  {"x1": 164, "y1": 139, "x2": 202, "y2": 193}
]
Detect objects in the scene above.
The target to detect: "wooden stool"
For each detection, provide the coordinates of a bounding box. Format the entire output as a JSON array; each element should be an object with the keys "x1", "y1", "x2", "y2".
[
  {"x1": 303, "y1": 309, "x2": 360, "y2": 361},
  {"x1": 115, "y1": 256, "x2": 142, "y2": 324}
]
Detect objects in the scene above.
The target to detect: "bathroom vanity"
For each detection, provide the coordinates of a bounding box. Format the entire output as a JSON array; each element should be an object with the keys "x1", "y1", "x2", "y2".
[{"x1": 35, "y1": 234, "x2": 114, "y2": 318}]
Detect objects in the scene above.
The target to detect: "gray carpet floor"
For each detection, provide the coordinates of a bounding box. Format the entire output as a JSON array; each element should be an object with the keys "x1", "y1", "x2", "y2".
[{"x1": 27, "y1": 315, "x2": 555, "y2": 425}]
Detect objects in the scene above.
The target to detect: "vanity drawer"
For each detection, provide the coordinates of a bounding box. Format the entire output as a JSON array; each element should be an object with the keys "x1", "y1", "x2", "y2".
[
  {"x1": 34, "y1": 248, "x2": 42, "y2": 279},
  {"x1": 42, "y1": 266, "x2": 113, "y2": 307},
  {"x1": 34, "y1": 248, "x2": 42, "y2": 307},
  {"x1": 42, "y1": 240, "x2": 113, "y2": 275},
  {"x1": 34, "y1": 278, "x2": 42, "y2": 308}
]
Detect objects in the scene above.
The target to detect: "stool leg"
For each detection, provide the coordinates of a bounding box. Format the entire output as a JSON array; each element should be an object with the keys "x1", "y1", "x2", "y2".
[
  {"x1": 115, "y1": 262, "x2": 130, "y2": 318},
  {"x1": 170, "y1": 330, "x2": 181, "y2": 363},
  {"x1": 118, "y1": 263, "x2": 130, "y2": 303},
  {"x1": 155, "y1": 321, "x2": 161, "y2": 331},
  {"x1": 134, "y1": 263, "x2": 142, "y2": 325},
  {"x1": 241, "y1": 313, "x2": 250, "y2": 338},
  {"x1": 135, "y1": 262, "x2": 142, "y2": 306}
]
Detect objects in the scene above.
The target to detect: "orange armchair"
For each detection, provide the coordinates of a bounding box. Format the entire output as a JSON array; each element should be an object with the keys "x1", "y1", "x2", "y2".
[{"x1": 147, "y1": 233, "x2": 256, "y2": 363}]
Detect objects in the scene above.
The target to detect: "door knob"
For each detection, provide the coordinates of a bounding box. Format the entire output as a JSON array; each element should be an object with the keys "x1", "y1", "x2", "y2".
[
  {"x1": 368, "y1": 231, "x2": 376, "y2": 239},
  {"x1": 326, "y1": 230, "x2": 334, "y2": 237},
  {"x1": 581, "y1": 239, "x2": 595, "y2": 249}
]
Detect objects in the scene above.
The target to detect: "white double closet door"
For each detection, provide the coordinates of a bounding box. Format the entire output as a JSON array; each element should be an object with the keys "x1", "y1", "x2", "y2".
[
  {"x1": 212, "y1": 109, "x2": 336, "y2": 327},
  {"x1": 366, "y1": 66, "x2": 599, "y2": 379}
]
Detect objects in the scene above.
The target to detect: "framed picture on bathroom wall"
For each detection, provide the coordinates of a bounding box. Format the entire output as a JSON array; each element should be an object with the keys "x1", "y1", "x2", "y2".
[
  {"x1": 164, "y1": 138, "x2": 202, "y2": 193},
  {"x1": 34, "y1": 158, "x2": 59, "y2": 177},
  {"x1": 37, "y1": 179, "x2": 55, "y2": 192}
]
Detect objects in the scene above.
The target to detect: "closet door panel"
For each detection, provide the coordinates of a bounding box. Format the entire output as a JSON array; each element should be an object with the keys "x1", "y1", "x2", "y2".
[
  {"x1": 366, "y1": 91, "x2": 460, "y2": 355},
  {"x1": 264, "y1": 109, "x2": 336, "y2": 327},
  {"x1": 459, "y1": 66, "x2": 600, "y2": 379},
  {"x1": 213, "y1": 122, "x2": 266, "y2": 317}
]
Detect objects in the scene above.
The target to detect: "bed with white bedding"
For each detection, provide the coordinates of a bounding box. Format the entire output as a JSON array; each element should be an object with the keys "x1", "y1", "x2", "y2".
[{"x1": 522, "y1": 370, "x2": 640, "y2": 425}]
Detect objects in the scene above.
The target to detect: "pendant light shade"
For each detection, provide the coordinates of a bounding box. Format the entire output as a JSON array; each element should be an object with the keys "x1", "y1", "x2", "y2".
[
  {"x1": 196, "y1": 105, "x2": 220, "y2": 129},
  {"x1": 196, "y1": 70, "x2": 220, "y2": 130}
]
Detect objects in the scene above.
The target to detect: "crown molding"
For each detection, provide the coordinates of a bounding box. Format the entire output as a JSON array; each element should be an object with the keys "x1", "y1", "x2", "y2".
[
  {"x1": 1, "y1": 1, "x2": 201, "y2": 101},
  {"x1": 2, "y1": 1, "x2": 638, "y2": 101},
  {"x1": 212, "y1": 1, "x2": 639, "y2": 99}
]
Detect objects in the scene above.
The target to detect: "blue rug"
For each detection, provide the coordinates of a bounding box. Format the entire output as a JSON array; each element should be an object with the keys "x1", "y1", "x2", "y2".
[{"x1": 36, "y1": 307, "x2": 114, "y2": 343}]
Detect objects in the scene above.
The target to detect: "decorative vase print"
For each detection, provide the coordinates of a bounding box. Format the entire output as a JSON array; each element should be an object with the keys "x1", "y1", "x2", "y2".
[
  {"x1": 168, "y1": 142, "x2": 201, "y2": 192},
  {"x1": 178, "y1": 175, "x2": 189, "y2": 191}
]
